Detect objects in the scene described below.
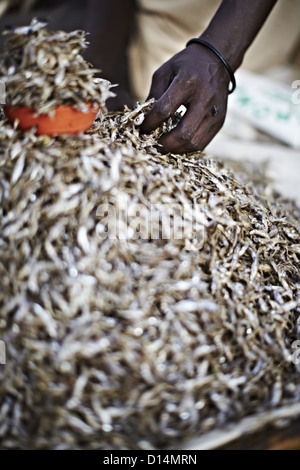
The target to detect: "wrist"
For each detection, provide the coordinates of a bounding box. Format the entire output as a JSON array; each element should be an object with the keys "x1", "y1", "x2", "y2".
[
  {"x1": 186, "y1": 38, "x2": 236, "y2": 94},
  {"x1": 199, "y1": 28, "x2": 245, "y2": 72}
]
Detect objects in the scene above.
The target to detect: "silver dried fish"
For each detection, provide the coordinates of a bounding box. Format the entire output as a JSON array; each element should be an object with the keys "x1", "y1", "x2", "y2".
[{"x1": 0, "y1": 23, "x2": 300, "y2": 452}]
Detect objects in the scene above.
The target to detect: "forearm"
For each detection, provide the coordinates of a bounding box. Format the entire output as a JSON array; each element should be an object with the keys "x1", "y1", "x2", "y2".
[
  {"x1": 199, "y1": 0, "x2": 278, "y2": 71},
  {"x1": 84, "y1": 0, "x2": 135, "y2": 80}
]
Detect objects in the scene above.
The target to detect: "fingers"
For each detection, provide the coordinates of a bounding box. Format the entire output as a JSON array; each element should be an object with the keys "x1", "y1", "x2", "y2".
[
  {"x1": 141, "y1": 75, "x2": 189, "y2": 134},
  {"x1": 146, "y1": 66, "x2": 173, "y2": 102},
  {"x1": 158, "y1": 104, "x2": 226, "y2": 154},
  {"x1": 157, "y1": 101, "x2": 206, "y2": 153}
]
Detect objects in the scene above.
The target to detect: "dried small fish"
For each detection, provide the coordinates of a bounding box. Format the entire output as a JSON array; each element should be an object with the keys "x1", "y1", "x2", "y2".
[{"x1": 0, "y1": 22, "x2": 300, "y2": 452}]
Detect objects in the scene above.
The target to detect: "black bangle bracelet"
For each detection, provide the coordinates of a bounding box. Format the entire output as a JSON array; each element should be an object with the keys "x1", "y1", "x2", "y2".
[{"x1": 186, "y1": 38, "x2": 236, "y2": 94}]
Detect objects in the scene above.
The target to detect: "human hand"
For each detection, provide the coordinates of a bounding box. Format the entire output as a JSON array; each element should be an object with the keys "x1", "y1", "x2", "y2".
[{"x1": 140, "y1": 44, "x2": 230, "y2": 154}]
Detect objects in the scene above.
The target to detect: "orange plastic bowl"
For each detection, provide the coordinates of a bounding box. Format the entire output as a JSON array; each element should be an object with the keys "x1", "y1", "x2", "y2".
[{"x1": 4, "y1": 103, "x2": 100, "y2": 136}]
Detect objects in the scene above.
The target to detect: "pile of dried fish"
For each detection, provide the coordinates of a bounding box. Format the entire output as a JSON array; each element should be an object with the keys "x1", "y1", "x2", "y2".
[
  {"x1": 0, "y1": 28, "x2": 300, "y2": 451},
  {"x1": 0, "y1": 19, "x2": 114, "y2": 114}
]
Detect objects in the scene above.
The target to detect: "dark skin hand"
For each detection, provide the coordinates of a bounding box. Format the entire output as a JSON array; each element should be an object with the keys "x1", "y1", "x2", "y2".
[
  {"x1": 141, "y1": 45, "x2": 230, "y2": 154},
  {"x1": 141, "y1": 0, "x2": 278, "y2": 154}
]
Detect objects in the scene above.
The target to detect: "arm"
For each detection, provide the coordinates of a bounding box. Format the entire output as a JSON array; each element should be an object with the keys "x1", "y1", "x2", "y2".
[
  {"x1": 141, "y1": 0, "x2": 278, "y2": 153},
  {"x1": 84, "y1": 0, "x2": 136, "y2": 110}
]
